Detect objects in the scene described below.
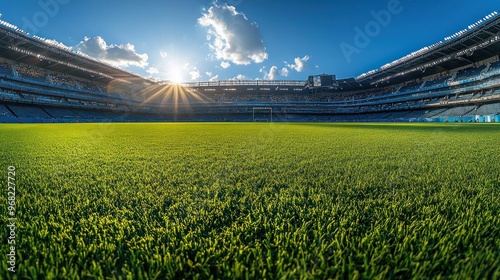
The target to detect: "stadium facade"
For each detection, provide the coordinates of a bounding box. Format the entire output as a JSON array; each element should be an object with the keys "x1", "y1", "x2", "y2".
[{"x1": 1, "y1": 12, "x2": 500, "y2": 123}]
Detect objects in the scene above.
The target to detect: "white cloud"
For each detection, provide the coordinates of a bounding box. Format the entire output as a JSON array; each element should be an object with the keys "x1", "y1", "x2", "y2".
[
  {"x1": 209, "y1": 74, "x2": 219, "y2": 81},
  {"x1": 75, "y1": 36, "x2": 148, "y2": 68},
  {"x1": 146, "y1": 66, "x2": 159, "y2": 76},
  {"x1": 205, "y1": 71, "x2": 213, "y2": 77},
  {"x1": 198, "y1": 3, "x2": 268, "y2": 65},
  {"x1": 264, "y1": 66, "x2": 279, "y2": 80},
  {"x1": 287, "y1": 55, "x2": 310, "y2": 72},
  {"x1": 220, "y1": 61, "x2": 231, "y2": 69},
  {"x1": 189, "y1": 69, "x2": 201, "y2": 80},
  {"x1": 281, "y1": 67, "x2": 289, "y2": 77},
  {"x1": 160, "y1": 50, "x2": 168, "y2": 58},
  {"x1": 261, "y1": 65, "x2": 289, "y2": 80},
  {"x1": 231, "y1": 74, "x2": 247, "y2": 80}
]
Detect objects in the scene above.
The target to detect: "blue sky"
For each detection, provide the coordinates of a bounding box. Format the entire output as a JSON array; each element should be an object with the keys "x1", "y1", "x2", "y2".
[{"x1": 0, "y1": 0, "x2": 498, "y2": 82}]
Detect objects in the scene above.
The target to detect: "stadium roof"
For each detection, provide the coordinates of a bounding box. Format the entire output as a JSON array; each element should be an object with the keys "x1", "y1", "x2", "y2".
[
  {"x1": 0, "y1": 22, "x2": 152, "y2": 84},
  {"x1": 356, "y1": 11, "x2": 500, "y2": 86}
]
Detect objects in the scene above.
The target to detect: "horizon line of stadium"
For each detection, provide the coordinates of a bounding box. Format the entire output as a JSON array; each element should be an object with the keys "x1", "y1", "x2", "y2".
[{"x1": 1, "y1": 11, "x2": 500, "y2": 123}]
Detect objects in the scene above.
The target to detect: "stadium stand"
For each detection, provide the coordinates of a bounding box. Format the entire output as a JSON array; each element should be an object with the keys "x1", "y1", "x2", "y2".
[
  {"x1": 77, "y1": 80, "x2": 103, "y2": 93},
  {"x1": 50, "y1": 73, "x2": 79, "y2": 89},
  {"x1": 43, "y1": 107, "x2": 80, "y2": 119},
  {"x1": 0, "y1": 104, "x2": 14, "y2": 117},
  {"x1": 7, "y1": 105, "x2": 50, "y2": 118},
  {"x1": 14, "y1": 64, "x2": 47, "y2": 82},
  {"x1": 0, "y1": 62, "x2": 12, "y2": 76},
  {"x1": 1, "y1": 12, "x2": 500, "y2": 123},
  {"x1": 476, "y1": 103, "x2": 500, "y2": 115}
]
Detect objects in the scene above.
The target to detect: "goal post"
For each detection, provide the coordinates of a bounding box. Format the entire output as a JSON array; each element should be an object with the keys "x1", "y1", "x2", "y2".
[{"x1": 252, "y1": 107, "x2": 273, "y2": 122}]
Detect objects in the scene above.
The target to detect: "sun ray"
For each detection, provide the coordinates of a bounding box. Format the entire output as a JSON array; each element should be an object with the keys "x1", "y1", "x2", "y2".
[{"x1": 136, "y1": 81, "x2": 216, "y2": 120}]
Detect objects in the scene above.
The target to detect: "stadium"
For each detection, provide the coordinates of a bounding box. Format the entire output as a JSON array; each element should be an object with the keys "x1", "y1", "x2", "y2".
[
  {"x1": 1, "y1": 12, "x2": 500, "y2": 123},
  {"x1": 1, "y1": 4, "x2": 500, "y2": 279}
]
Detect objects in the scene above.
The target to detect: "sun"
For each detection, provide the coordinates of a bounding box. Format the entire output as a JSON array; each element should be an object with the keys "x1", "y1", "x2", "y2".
[
  {"x1": 167, "y1": 64, "x2": 185, "y2": 84},
  {"x1": 168, "y1": 71, "x2": 184, "y2": 84},
  {"x1": 169, "y1": 72, "x2": 184, "y2": 84}
]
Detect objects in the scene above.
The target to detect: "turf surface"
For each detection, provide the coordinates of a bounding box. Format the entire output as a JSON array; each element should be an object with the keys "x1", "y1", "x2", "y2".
[{"x1": 1, "y1": 123, "x2": 499, "y2": 279}]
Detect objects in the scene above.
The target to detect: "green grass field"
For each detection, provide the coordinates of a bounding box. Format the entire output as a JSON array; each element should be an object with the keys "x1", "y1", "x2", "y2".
[{"x1": 1, "y1": 123, "x2": 499, "y2": 279}]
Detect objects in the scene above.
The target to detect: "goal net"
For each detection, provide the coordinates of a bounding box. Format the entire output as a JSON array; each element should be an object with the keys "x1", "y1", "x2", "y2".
[{"x1": 252, "y1": 107, "x2": 273, "y2": 122}]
